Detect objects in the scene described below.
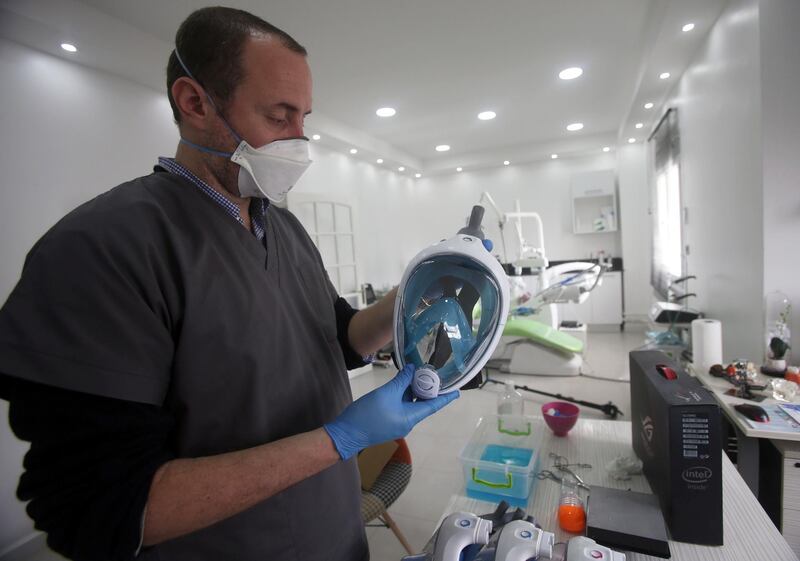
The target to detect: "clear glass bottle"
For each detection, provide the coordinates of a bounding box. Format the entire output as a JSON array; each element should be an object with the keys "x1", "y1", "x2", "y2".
[
  {"x1": 764, "y1": 291, "x2": 792, "y2": 374},
  {"x1": 497, "y1": 381, "x2": 524, "y2": 416}
]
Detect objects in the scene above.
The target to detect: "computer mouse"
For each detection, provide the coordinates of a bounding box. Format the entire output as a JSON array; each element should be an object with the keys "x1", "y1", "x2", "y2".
[{"x1": 734, "y1": 403, "x2": 770, "y2": 422}]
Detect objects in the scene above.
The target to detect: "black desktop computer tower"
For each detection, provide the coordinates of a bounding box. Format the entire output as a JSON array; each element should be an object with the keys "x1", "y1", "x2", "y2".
[{"x1": 630, "y1": 350, "x2": 723, "y2": 545}]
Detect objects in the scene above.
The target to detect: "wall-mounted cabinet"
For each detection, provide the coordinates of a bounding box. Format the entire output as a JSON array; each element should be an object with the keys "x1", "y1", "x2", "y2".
[{"x1": 571, "y1": 170, "x2": 618, "y2": 234}]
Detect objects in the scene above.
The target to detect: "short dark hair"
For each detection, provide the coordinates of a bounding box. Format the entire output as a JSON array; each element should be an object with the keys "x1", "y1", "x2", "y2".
[{"x1": 166, "y1": 6, "x2": 307, "y2": 123}]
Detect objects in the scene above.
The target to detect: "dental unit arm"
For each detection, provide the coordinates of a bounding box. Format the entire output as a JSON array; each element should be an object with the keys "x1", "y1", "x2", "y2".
[
  {"x1": 479, "y1": 192, "x2": 547, "y2": 273},
  {"x1": 478, "y1": 192, "x2": 603, "y2": 314}
]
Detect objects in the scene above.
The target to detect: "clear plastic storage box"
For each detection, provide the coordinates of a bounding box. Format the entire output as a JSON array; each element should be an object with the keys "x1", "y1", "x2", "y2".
[{"x1": 459, "y1": 414, "x2": 545, "y2": 507}]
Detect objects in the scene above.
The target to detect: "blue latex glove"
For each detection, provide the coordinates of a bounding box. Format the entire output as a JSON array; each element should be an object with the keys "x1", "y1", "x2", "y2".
[
  {"x1": 324, "y1": 364, "x2": 459, "y2": 460},
  {"x1": 482, "y1": 239, "x2": 493, "y2": 252}
]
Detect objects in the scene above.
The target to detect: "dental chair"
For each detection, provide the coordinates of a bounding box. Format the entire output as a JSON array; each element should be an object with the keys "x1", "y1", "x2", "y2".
[{"x1": 477, "y1": 193, "x2": 602, "y2": 377}]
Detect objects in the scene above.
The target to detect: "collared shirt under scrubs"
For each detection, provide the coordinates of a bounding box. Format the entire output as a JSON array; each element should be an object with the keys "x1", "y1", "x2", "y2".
[{"x1": 0, "y1": 163, "x2": 369, "y2": 560}]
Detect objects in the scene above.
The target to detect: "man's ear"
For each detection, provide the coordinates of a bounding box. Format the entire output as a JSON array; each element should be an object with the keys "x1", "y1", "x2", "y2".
[{"x1": 171, "y1": 77, "x2": 213, "y2": 130}]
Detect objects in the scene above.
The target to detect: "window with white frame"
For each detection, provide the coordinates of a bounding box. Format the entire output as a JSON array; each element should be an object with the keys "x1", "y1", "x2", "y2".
[
  {"x1": 288, "y1": 195, "x2": 361, "y2": 308},
  {"x1": 650, "y1": 108, "x2": 685, "y2": 300}
]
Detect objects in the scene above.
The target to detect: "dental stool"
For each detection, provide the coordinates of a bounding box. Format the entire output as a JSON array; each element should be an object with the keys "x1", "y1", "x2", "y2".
[{"x1": 360, "y1": 438, "x2": 415, "y2": 555}]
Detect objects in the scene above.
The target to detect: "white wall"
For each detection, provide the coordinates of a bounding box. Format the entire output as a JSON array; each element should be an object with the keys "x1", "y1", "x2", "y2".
[
  {"x1": 617, "y1": 143, "x2": 652, "y2": 323},
  {"x1": 663, "y1": 0, "x2": 764, "y2": 361},
  {"x1": 760, "y1": 0, "x2": 800, "y2": 359},
  {"x1": 296, "y1": 146, "x2": 620, "y2": 292},
  {"x1": 0, "y1": 37, "x2": 179, "y2": 551}
]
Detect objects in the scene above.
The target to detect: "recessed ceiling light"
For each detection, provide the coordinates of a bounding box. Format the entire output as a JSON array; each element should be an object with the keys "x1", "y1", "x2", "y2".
[
  {"x1": 551, "y1": 154, "x2": 558, "y2": 159},
  {"x1": 60, "y1": 43, "x2": 77, "y2": 53},
  {"x1": 503, "y1": 160, "x2": 510, "y2": 166},
  {"x1": 398, "y1": 166, "x2": 405, "y2": 172},
  {"x1": 349, "y1": 148, "x2": 358, "y2": 154},
  {"x1": 376, "y1": 107, "x2": 396, "y2": 117},
  {"x1": 659, "y1": 72, "x2": 671, "y2": 80},
  {"x1": 628, "y1": 138, "x2": 636, "y2": 143},
  {"x1": 436, "y1": 144, "x2": 451, "y2": 152},
  {"x1": 566, "y1": 122, "x2": 584, "y2": 132},
  {"x1": 682, "y1": 23, "x2": 695, "y2": 32},
  {"x1": 644, "y1": 102, "x2": 654, "y2": 109},
  {"x1": 311, "y1": 134, "x2": 321, "y2": 140},
  {"x1": 376, "y1": 158, "x2": 384, "y2": 164},
  {"x1": 635, "y1": 122, "x2": 644, "y2": 129},
  {"x1": 602, "y1": 146, "x2": 611, "y2": 152},
  {"x1": 478, "y1": 111, "x2": 497, "y2": 121},
  {"x1": 559, "y1": 67, "x2": 583, "y2": 80},
  {"x1": 456, "y1": 167, "x2": 463, "y2": 172},
  {"x1": 415, "y1": 173, "x2": 422, "y2": 178}
]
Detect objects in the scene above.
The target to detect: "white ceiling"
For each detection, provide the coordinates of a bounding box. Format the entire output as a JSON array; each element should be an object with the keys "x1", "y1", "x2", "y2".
[{"x1": 1, "y1": 0, "x2": 729, "y2": 174}]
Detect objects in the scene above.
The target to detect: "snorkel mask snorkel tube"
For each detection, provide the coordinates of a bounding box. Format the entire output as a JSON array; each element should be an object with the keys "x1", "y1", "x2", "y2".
[{"x1": 394, "y1": 206, "x2": 510, "y2": 400}]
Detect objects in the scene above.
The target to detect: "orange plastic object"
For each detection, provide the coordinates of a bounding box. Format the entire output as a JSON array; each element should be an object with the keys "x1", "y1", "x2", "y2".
[
  {"x1": 558, "y1": 503, "x2": 586, "y2": 533},
  {"x1": 786, "y1": 371, "x2": 800, "y2": 385}
]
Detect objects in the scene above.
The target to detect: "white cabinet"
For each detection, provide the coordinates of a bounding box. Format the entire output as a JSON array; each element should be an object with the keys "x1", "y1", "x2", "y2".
[
  {"x1": 772, "y1": 440, "x2": 800, "y2": 557},
  {"x1": 557, "y1": 271, "x2": 623, "y2": 329},
  {"x1": 571, "y1": 170, "x2": 618, "y2": 234}
]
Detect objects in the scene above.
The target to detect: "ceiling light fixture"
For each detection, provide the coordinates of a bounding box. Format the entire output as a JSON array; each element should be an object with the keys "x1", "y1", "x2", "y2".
[
  {"x1": 376, "y1": 158, "x2": 384, "y2": 164},
  {"x1": 311, "y1": 134, "x2": 321, "y2": 140},
  {"x1": 682, "y1": 23, "x2": 695, "y2": 32},
  {"x1": 566, "y1": 122, "x2": 584, "y2": 132},
  {"x1": 60, "y1": 43, "x2": 77, "y2": 52},
  {"x1": 628, "y1": 138, "x2": 636, "y2": 143},
  {"x1": 456, "y1": 167, "x2": 463, "y2": 172},
  {"x1": 558, "y1": 67, "x2": 583, "y2": 80},
  {"x1": 635, "y1": 123, "x2": 644, "y2": 129},
  {"x1": 602, "y1": 146, "x2": 611, "y2": 152},
  {"x1": 503, "y1": 160, "x2": 510, "y2": 166},
  {"x1": 478, "y1": 111, "x2": 497, "y2": 121},
  {"x1": 659, "y1": 72, "x2": 671, "y2": 80},
  {"x1": 435, "y1": 144, "x2": 451, "y2": 152},
  {"x1": 349, "y1": 148, "x2": 358, "y2": 154},
  {"x1": 551, "y1": 154, "x2": 558, "y2": 159},
  {"x1": 398, "y1": 166, "x2": 405, "y2": 172},
  {"x1": 644, "y1": 102, "x2": 654, "y2": 109},
  {"x1": 376, "y1": 107, "x2": 396, "y2": 117},
  {"x1": 415, "y1": 173, "x2": 422, "y2": 178}
]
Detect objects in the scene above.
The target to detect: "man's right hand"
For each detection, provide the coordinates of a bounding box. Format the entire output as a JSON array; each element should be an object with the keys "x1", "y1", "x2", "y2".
[{"x1": 323, "y1": 364, "x2": 459, "y2": 460}]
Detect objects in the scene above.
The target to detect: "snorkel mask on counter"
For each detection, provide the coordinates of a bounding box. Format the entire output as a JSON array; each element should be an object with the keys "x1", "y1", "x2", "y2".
[{"x1": 394, "y1": 206, "x2": 510, "y2": 399}]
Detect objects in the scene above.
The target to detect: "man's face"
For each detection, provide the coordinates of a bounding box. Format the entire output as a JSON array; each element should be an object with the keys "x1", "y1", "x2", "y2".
[{"x1": 217, "y1": 35, "x2": 313, "y2": 149}]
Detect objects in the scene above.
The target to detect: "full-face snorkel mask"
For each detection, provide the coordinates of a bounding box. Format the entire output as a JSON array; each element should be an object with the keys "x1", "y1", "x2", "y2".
[{"x1": 394, "y1": 206, "x2": 509, "y2": 400}]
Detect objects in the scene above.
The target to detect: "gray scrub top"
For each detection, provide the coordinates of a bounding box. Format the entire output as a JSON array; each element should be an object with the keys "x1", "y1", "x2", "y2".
[{"x1": 0, "y1": 170, "x2": 368, "y2": 560}]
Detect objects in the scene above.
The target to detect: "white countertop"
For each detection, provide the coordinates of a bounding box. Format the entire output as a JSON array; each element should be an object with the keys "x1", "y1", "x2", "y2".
[{"x1": 434, "y1": 417, "x2": 798, "y2": 561}]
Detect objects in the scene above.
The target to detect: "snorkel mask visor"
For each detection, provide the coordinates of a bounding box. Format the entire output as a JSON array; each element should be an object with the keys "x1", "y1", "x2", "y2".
[{"x1": 394, "y1": 227, "x2": 509, "y2": 395}]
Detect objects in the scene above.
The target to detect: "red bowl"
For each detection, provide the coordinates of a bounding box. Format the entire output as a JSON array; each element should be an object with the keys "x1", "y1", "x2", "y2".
[{"x1": 542, "y1": 401, "x2": 580, "y2": 436}]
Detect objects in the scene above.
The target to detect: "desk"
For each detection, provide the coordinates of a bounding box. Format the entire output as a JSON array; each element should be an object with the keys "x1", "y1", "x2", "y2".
[
  {"x1": 693, "y1": 367, "x2": 800, "y2": 552},
  {"x1": 431, "y1": 418, "x2": 797, "y2": 561}
]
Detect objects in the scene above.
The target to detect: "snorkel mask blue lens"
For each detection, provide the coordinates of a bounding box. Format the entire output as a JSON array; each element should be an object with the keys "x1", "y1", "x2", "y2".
[{"x1": 394, "y1": 206, "x2": 509, "y2": 399}]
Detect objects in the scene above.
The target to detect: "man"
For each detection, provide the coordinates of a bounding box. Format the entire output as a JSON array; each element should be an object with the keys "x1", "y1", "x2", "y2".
[{"x1": 0, "y1": 7, "x2": 456, "y2": 560}]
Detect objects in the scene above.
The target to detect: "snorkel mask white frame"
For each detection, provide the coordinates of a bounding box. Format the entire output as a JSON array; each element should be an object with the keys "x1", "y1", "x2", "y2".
[{"x1": 393, "y1": 206, "x2": 510, "y2": 399}]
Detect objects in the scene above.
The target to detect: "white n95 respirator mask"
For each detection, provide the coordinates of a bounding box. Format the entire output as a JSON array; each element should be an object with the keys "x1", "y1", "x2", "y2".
[
  {"x1": 229, "y1": 137, "x2": 311, "y2": 202},
  {"x1": 393, "y1": 206, "x2": 509, "y2": 400},
  {"x1": 173, "y1": 48, "x2": 312, "y2": 203}
]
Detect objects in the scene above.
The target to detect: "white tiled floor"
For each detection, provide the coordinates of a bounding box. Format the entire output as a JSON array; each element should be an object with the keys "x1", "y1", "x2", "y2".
[{"x1": 355, "y1": 330, "x2": 645, "y2": 560}]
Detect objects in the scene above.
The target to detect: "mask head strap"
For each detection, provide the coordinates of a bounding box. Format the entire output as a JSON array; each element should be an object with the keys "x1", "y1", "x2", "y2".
[{"x1": 173, "y1": 47, "x2": 243, "y2": 147}]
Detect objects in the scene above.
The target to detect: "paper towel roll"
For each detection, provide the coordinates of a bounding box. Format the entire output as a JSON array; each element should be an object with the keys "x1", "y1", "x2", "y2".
[{"x1": 692, "y1": 319, "x2": 722, "y2": 374}]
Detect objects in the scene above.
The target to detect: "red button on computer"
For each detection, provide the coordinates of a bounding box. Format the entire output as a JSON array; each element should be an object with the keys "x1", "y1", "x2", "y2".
[{"x1": 656, "y1": 364, "x2": 678, "y2": 380}]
